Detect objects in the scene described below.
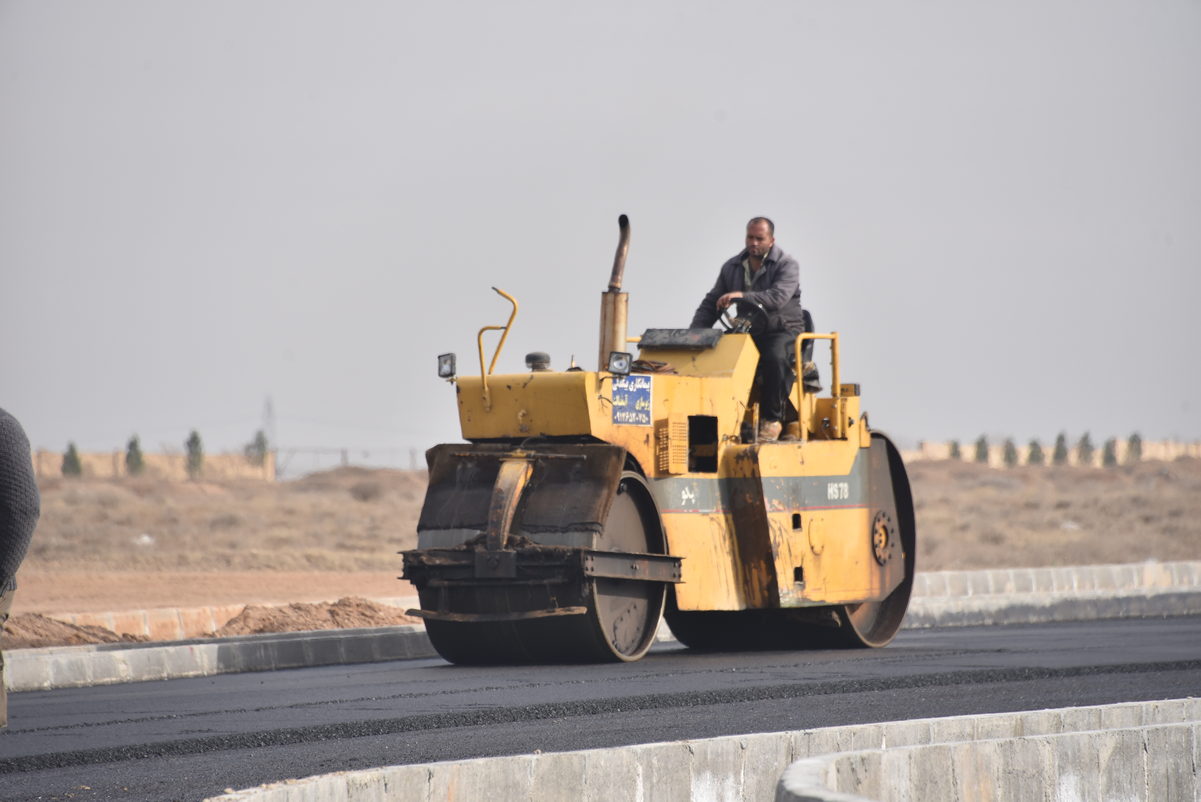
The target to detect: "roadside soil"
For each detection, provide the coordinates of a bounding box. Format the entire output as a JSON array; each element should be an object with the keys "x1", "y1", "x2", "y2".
[{"x1": 4, "y1": 459, "x2": 1199, "y2": 650}]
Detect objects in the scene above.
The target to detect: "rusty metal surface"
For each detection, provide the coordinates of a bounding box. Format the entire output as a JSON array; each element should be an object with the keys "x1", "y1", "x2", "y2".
[
  {"x1": 474, "y1": 549, "x2": 517, "y2": 579},
  {"x1": 485, "y1": 458, "x2": 533, "y2": 551},
  {"x1": 581, "y1": 550, "x2": 682, "y2": 584},
  {"x1": 606, "y1": 214, "x2": 630, "y2": 291},
  {"x1": 401, "y1": 536, "x2": 576, "y2": 589},
  {"x1": 403, "y1": 542, "x2": 681, "y2": 588},
  {"x1": 418, "y1": 443, "x2": 626, "y2": 543},
  {"x1": 725, "y1": 447, "x2": 779, "y2": 609},
  {"x1": 638, "y1": 328, "x2": 723, "y2": 350}
]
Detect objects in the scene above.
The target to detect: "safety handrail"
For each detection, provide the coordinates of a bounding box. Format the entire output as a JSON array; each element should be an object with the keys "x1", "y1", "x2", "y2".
[
  {"x1": 477, "y1": 287, "x2": 519, "y2": 410},
  {"x1": 793, "y1": 332, "x2": 840, "y2": 443}
]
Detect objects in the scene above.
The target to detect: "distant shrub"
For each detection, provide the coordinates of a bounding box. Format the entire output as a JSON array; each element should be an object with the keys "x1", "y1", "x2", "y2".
[
  {"x1": 1102, "y1": 438, "x2": 1118, "y2": 468},
  {"x1": 349, "y1": 481, "x2": 383, "y2": 502},
  {"x1": 62, "y1": 442, "x2": 82, "y2": 477},
  {"x1": 1003, "y1": 439, "x2": 1018, "y2": 468},
  {"x1": 1028, "y1": 440, "x2": 1045, "y2": 466},
  {"x1": 209, "y1": 512, "x2": 241, "y2": 530},
  {"x1": 244, "y1": 429, "x2": 269, "y2": 467},
  {"x1": 974, "y1": 435, "x2": 989, "y2": 464},
  {"x1": 948, "y1": 440, "x2": 961, "y2": 460},
  {"x1": 1076, "y1": 432, "x2": 1095, "y2": 466},
  {"x1": 1126, "y1": 432, "x2": 1142, "y2": 464},
  {"x1": 125, "y1": 435, "x2": 145, "y2": 476},
  {"x1": 186, "y1": 430, "x2": 204, "y2": 479},
  {"x1": 1052, "y1": 433, "x2": 1069, "y2": 466}
]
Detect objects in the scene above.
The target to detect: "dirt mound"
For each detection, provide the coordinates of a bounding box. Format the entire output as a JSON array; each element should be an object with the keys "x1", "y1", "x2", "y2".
[
  {"x1": 2, "y1": 614, "x2": 150, "y2": 650},
  {"x1": 213, "y1": 597, "x2": 420, "y2": 637},
  {"x1": 1, "y1": 598, "x2": 420, "y2": 650}
]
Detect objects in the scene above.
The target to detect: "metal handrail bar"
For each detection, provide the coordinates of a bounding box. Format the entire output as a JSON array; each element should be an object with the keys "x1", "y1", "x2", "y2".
[{"x1": 793, "y1": 332, "x2": 840, "y2": 443}]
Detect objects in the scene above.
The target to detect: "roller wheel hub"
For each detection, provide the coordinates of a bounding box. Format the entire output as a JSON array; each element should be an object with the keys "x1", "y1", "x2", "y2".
[{"x1": 872, "y1": 511, "x2": 893, "y2": 566}]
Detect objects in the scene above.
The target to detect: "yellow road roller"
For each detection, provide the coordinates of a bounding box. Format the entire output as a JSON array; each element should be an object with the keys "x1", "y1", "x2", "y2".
[{"x1": 402, "y1": 215, "x2": 914, "y2": 664}]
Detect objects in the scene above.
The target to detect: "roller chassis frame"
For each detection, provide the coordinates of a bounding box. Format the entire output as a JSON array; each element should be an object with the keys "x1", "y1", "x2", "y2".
[{"x1": 403, "y1": 543, "x2": 683, "y2": 624}]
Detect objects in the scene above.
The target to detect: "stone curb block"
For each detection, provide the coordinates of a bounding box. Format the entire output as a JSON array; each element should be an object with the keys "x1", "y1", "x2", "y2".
[
  {"x1": 777, "y1": 703, "x2": 1201, "y2": 801},
  {"x1": 903, "y1": 589, "x2": 1201, "y2": 628},
  {"x1": 6, "y1": 626, "x2": 437, "y2": 692},
  {"x1": 7, "y1": 564, "x2": 1201, "y2": 692},
  {"x1": 911, "y1": 561, "x2": 1201, "y2": 598},
  {"x1": 202, "y1": 699, "x2": 1201, "y2": 802}
]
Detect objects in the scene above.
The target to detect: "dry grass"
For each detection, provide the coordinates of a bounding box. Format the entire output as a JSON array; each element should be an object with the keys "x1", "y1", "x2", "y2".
[
  {"x1": 23, "y1": 459, "x2": 1201, "y2": 577},
  {"x1": 910, "y1": 457, "x2": 1201, "y2": 570},
  {"x1": 27, "y1": 467, "x2": 424, "y2": 573}
]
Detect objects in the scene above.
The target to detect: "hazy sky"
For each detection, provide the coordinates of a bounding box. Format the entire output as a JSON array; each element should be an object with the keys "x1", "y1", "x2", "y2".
[{"x1": 3, "y1": 1, "x2": 1199, "y2": 468}]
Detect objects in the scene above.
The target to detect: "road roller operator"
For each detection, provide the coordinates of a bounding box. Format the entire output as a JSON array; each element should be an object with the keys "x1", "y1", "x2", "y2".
[{"x1": 690, "y1": 216, "x2": 805, "y2": 442}]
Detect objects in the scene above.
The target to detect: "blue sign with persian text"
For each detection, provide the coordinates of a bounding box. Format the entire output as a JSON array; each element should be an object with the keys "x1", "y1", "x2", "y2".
[{"x1": 611, "y1": 375, "x2": 653, "y2": 426}]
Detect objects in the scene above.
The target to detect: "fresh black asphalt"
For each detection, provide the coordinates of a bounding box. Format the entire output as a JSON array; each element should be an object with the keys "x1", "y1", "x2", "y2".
[{"x1": 2, "y1": 616, "x2": 1200, "y2": 801}]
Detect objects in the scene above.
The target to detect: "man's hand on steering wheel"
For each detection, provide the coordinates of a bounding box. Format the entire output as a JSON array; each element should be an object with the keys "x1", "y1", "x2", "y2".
[
  {"x1": 720, "y1": 297, "x2": 769, "y2": 333},
  {"x1": 716, "y1": 291, "x2": 743, "y2": 311}
]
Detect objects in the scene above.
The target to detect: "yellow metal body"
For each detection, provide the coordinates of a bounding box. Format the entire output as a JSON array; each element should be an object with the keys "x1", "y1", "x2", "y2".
[{"x1": 451, "y1": 318, "x2": 904, "y2": 614}]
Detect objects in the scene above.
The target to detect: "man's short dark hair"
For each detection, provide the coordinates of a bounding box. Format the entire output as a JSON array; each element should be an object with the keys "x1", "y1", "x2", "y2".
[{"x1": 747, "y1": 217, "x2": 774, "y2": 235}]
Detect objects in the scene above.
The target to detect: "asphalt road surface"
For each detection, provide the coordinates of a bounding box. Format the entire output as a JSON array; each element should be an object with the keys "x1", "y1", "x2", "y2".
[{"x1": 2, "y1": 616, "x2": 1200, "y2": 802}]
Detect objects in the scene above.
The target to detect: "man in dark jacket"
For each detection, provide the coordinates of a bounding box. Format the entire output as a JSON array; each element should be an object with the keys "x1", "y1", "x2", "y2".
[
  {"x1": 1, "y1": 407, "x2": 40, "y2": 727},
  {"x1": 690, "y1": 217, "x2": 804, "y2": 441}
]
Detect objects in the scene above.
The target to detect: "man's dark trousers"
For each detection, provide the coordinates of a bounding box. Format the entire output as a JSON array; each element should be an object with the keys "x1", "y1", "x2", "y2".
[{"x1": 752, "y1": 331, "x2": 798, "y2": 423}]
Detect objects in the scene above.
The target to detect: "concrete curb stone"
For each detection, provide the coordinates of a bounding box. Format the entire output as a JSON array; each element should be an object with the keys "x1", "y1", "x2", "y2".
[
  {"x1": 6, "y1": 561, "x2": 1201, "y2": 692},
  {"x1": 6, "y1": 626, "x2": 437, "y2": 692},
  {"x1": 203, "y1": 699, "x2": 1201, "y2": 802},
  {"x1": 777, "y1": 720, "x2": 1201, "y2": 801}
]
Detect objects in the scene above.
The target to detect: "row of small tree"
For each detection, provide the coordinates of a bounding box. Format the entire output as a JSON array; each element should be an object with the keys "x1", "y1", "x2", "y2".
[
  {"x1": 948, "y1": 432, "x2": 1143, "y2": 468},
  {"x1": 60, "y1": 429, "x2": 270, "y2": 478}
]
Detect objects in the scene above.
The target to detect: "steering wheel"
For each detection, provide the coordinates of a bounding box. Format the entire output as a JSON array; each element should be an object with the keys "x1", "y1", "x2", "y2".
[{"x1": 720, "y1": 298, "x2": 769, "y2": 334}]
